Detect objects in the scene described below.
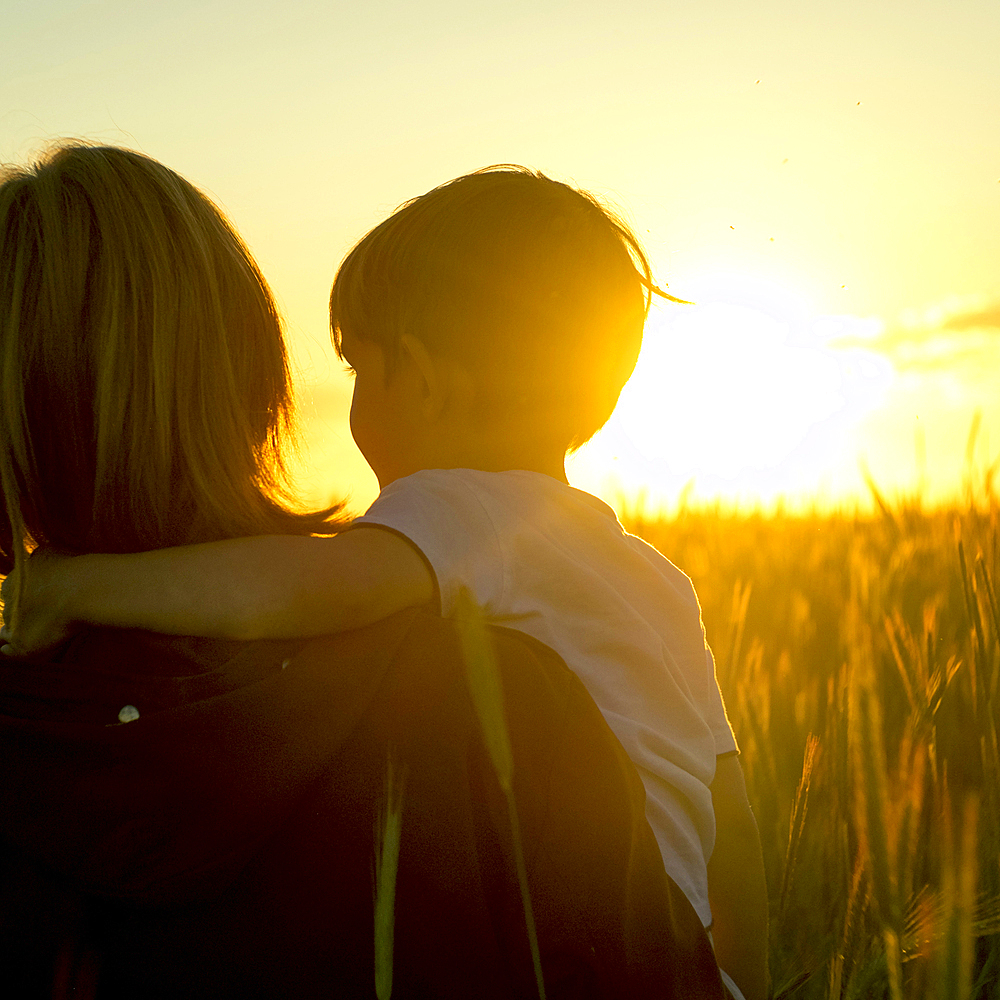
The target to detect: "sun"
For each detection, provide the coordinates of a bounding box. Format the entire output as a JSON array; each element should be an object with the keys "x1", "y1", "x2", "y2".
[
  {"x1": 568, "y1": 271, "x2": 893, "y2": 511},
  {"x1": 619, "y1": 273, "x2": 842, "y2": 477}
]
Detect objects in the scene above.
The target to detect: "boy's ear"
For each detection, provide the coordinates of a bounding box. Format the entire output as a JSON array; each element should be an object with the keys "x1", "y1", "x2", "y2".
[
  {"x1": 399, "y1": 334, "x2": 472, "y2": 419},
  {"x1": 398, "y1": 334, "x2": 442, "y2": 416}
]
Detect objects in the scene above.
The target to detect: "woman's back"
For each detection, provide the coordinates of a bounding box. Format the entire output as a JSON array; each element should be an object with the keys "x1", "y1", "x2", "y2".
[{"x1": 0, "y1": 607, "x2": 723, "y2": 998}]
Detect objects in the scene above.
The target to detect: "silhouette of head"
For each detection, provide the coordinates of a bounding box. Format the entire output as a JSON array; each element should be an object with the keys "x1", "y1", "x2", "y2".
[
  {"x1": 330, "y1": 166, "x2": 666, "y2": 452},
  {"x1": 0, "y1": 143, "x2": 340, "y2": 579}
]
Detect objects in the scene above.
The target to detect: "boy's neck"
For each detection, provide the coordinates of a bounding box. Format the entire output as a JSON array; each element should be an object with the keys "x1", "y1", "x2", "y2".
[
  {"x1": 449, "y1": 452, "x2": 569, "y2": 484},
  {"x1": 379, "y1": 435, "x2": 569, "y2": 488}
]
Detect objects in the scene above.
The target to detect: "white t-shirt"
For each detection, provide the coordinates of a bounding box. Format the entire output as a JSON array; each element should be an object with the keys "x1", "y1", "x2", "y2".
[{"x1": 357, "y1": 468, "x2": 737, "y2": 927}]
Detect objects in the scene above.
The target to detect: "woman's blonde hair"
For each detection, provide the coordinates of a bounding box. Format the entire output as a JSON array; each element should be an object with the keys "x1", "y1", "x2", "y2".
[{"x1": 0, "y1": 143, "x2": 343, "y2": 583}]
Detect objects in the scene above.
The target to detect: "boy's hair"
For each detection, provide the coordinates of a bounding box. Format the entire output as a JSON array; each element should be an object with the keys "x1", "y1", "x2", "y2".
[
  {"x1": 330, "y1": 165, "x2": 676, "y2": 451},
  {"x1": 0, "y1": 143, "x2": 343, "y2": 579}
]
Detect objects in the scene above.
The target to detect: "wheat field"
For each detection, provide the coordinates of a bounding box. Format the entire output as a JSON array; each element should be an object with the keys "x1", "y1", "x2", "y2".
[{"x1": 622, "y1": 485, "x2": 1000, "y2": 1000}]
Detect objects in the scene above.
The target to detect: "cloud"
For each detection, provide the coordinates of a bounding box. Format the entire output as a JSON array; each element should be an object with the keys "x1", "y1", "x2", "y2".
[
  {"x1": 827, "y1": 296, "x2": 1000, "y2": 371},
  {"x1": 943, "y1": 303, "x2": 1000, "y2": 331},
  {"x1": 895, "y1": 295, "x2": 1000, "y2": 338}
]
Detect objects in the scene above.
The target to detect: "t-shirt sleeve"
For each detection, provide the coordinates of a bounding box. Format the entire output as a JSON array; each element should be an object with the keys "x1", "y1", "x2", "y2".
[
  {"x1": 704, "y1": 644, "x2": 739, "y2": 756},
  {"x1": 355, "y1": 472, "x2": 506, "y2": 617}
]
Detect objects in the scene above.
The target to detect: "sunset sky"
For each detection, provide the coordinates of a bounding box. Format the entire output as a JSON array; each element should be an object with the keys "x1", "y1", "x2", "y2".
[{"x1": 4, "y1": 0, "x2": 999, "y2": 515}]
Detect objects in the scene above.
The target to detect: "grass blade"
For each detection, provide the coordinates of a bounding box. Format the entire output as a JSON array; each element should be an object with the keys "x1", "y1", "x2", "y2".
[
  {"x1": 373, "y1": 757, "x2": 405, "y2": 1000},
  {"x1": 454, "y1": 587, "x2": 546, "y2": 1000}
]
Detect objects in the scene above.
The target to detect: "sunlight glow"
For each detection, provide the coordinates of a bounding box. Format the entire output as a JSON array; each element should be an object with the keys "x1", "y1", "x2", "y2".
[{"x1": 568, "y1": 273, "x2": 895, "y2": 511}]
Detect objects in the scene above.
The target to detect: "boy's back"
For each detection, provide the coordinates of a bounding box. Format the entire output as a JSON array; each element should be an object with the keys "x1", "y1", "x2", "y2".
[{"x1": 357, "y1": 467, "x2": 738, "y2": 928}]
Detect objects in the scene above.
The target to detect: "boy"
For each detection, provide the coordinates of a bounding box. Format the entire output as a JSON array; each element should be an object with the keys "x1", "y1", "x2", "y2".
[{"x1": 4, "y1": 167, "x2": 769, "y2": 999}]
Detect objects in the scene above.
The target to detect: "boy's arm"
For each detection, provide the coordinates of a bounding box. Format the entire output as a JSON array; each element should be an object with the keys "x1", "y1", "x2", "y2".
[
  {"x1": 707, "y1": 753, "x2": 770, "y2": 1000},
  {"x1": 2, "y1": 528, "x2": 434, "y2": 654}
]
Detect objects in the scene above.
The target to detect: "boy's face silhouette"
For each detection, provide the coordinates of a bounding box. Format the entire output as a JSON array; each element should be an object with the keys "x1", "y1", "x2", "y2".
[
  {"x1": 341, "y1": 327, "x2": 570, "y2": 488},
  {"x1": 341, "y1": 328, "x2": 457, "y2": 488},
  {"x1": 342, "y1": 332, "x2": 416, "y2": 488}
]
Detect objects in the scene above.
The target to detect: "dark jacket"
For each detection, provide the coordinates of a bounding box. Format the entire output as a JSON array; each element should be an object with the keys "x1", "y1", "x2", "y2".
[{"x1": 0, "y1": 607, "x2": 724, "y2": 999}]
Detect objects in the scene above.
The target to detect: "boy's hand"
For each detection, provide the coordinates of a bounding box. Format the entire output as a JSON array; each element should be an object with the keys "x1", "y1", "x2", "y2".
[{"x1": 0, "y1": 550, "x2": 81, "y2": 657}]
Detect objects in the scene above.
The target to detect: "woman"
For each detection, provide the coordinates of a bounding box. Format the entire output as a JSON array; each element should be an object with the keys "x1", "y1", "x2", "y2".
[{"x1": 0, "y1": 144, "x2": 724, "y2": 998}]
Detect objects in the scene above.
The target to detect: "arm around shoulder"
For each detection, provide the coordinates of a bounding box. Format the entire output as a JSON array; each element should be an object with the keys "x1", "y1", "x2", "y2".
[
  {"x1": 131, "y1": 527, "x2": 436, "y2": 639},
  {"x1": 5, "y1": 528, "x2": 435, "y2": 649}
]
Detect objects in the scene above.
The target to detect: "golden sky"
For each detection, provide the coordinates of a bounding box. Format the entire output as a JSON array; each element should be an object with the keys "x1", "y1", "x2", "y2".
[{"x1": 4, "y1": 0, "x2": 999, "y2": 513}]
